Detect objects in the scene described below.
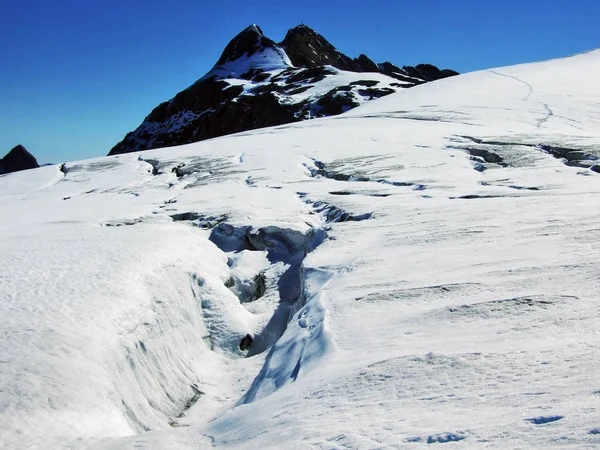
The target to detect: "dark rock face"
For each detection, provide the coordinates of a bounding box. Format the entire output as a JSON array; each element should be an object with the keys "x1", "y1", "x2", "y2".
[
  {"x1": 214, "y1": 25, "x2": 277, "y2": 67},
  {"x1": 252, "y1": 272, "x2": 266, "y2": 301},
  {"x1": 355, "y1": 54, "x2": 379, "y2": 72},
  {"x1": 280, "y1": 25, "x2": 361, "y2": 71},
  {"x1": 378, "y1": 62, "x2": 459, "y2": 84},
  {"x1": 316, "y1": 87, "x2": 359, "y2": 116},
  {"x1": 280, "y1": 26, "x2": 382, "y2": 74},
  {"x1": 0, "y1": 145, "x2": 39, "y2": 174},
  {"x1": 109, "y1": 24, "x2": 459, "y2": 156},
  {"x1": 403, "y1": 64, "x2": 459, "y2": 82},
  {"x1": 239, "y1": 334, "x2": 254, "y2": 351}
]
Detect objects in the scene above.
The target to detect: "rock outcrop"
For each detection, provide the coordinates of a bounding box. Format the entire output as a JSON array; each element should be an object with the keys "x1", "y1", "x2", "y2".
[{"x1": 0, "y1": 145, "x2": 39, "y2": 174}]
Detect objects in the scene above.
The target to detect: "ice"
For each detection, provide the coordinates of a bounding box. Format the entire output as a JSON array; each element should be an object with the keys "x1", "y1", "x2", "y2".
[{"x1": 1, "y1": 49, "x2": 600, "y2": 449}]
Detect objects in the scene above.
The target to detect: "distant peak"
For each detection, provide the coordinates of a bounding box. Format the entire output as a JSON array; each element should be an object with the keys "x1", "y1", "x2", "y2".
[
  {"x1": 214, "y1": 24, "x2": 277, "y2": 67},
  {"x1": 287, "y1": 24, "x2": 313, "y2": 32},
  {"x1": 279, "y1": 24, "x2": 360, "y2": 71},
  {"x1": 1, "y1": 144, "x2": 39, "y2": 173},
  {"x1": 207, "y1": 25, "x2": 292, "y2": 79},
  {"x1": 282, "y1": 24, "x2": 320, "y2": 41},
  {"x1": 5, "y1": 145, "x2": 36, "y2": 162},
  {"x1": 8, "y1": 144, "x2": 28, "y2": 154},
  {"x1": 243, "y1": 24, "x2": 264, "y2": 36}
]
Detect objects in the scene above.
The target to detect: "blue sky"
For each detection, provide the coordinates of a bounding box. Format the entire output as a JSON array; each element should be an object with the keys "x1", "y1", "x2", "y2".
[{"x1": 1, "y1": 0, "x2": 598, "y2": 163}]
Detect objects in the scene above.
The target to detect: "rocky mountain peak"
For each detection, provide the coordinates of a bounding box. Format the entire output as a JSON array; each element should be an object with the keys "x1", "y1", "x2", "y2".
[
  {"x1": 0, "y1": 145, "x2": 39, "y2": 174},
  {"x1": 108, "y1": 24, "x2": 458, "y2": 156},
  {"x1": 214, "y1": 24, "x2": 278, "y2": 67},
  {"x1": 279, "y1": 24, "x2": 358, "y2": 71},
  {"x1": 208, "y1": 25, "x2": 291, "y2": 79}
]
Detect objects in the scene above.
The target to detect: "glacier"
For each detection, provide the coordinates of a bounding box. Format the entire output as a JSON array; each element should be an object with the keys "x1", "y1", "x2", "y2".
[{"x1": 1, "y1": 49, "x2": 600, "y2": 449}]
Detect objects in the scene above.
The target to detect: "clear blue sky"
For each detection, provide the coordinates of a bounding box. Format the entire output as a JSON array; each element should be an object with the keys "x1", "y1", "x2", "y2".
[{"x1": 1, "y1": 0, "x2": 598, "y2": 163}]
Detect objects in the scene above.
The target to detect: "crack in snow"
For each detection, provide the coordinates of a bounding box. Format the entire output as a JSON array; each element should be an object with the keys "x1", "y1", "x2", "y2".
[
  {"x1": 537, "y1": 102, "x2": 554, "y2": 128},
  {"x1": 487, "y1": 70, "x2": 555, "y2": 128},
  {"x1": 487, "y1": 70, "x2": 533, "y2": 102},
  {"x1": 304, "y1": 157, "x2": 426, "y2": 191}
]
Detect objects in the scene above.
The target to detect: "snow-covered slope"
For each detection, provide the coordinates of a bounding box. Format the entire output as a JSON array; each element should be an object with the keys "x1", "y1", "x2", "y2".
[{"x1": 1, "y1": 50, "x2": 600, "y2": 449}]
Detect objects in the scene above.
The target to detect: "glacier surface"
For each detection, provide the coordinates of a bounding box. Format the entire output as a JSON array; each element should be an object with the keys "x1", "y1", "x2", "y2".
[{"x1": 1, "y1": 50, "x2": 600, "y2": 448}]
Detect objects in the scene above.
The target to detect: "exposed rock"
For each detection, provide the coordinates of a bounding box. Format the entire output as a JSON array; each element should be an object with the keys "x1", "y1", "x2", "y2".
[
  {"x1": 239, "y1": 334, "x2": 253, "y2": 351},
  {"x1": 214, "y1": 25, "x2": 277, "y2": 67},
  {"x1": 357, "y1": 87, "x2": 396, "y2": 100},
  {"x1": 379, "y1": 62, "x2": 458, "y2": 84},
  {"x1": 315, "y1": 87, "x2": 360, "y2": 115},
  {"x1": 354, "y1": 54, "x2": 379, "y2": 72},
  {"x1": 379, "y1": 62, "x2": 423, "y2": 84},
  {"x1": 109, "y1": 24, "x2": 459, "y2": 155},
  {"x1": 252, "y1": 272, "x2": 267, "y2": 301},
  {"x1": 280, "y1": 24, "x2": 362, "y2": 71},
  {"x1": 0, "y1": 145, "x2": 39, "y2": 174},
  {"x1": 402, "y1": 64, "x2": 459, "y2": 82},
  {"x1": 349, "y1": 80, "x2": 380, "y2": 87}
]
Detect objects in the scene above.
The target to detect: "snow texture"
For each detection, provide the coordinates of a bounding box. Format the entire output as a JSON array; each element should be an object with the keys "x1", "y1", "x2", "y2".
[{"x1": 1, "y1": 50, "x2": 600, "y2": 449}]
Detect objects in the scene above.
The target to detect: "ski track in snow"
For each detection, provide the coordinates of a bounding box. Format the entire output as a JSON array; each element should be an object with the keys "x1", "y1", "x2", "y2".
[{"x1": 2, "y1": 50, "x2": 600, "y2": 449}]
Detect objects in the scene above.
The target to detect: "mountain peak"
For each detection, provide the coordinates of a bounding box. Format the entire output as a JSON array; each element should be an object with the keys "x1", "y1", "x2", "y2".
[
  {"x1": 244, "y1": 24, "x2": 263, "y2": 35},
  {"x1": 6, "y1": 144, "x2": 28, "y2": 155},
  {"x1": 0, "y1": 145, "x2": 39, "y2": 174},
  {"x1": 279, "y1": 24, "x2": 365, "y2": 72},
  {"x1": 109, "y1": 24, "x2": 458, "y2": 155},
  {"x1": 214, "y1": 24, "x2": 276, "y2": 67},
  {"x1": 284, "y1": 23, "x2": 318, "y2": 37},
  {"x1": 209, "y1": 24, "x2": 292, "y2": 78}
]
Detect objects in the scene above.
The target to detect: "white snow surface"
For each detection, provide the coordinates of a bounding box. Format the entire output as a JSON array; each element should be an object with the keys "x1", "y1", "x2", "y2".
[
  {"x1": 208, "y1": 45, "x2": 293, "y2": 80},
  {"x1": 2, "y1": 50, "x2": 600, "y2": 449}
]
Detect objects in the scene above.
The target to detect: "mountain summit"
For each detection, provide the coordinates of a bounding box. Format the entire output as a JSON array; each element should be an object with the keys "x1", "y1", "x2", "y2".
[
  {"x1": 214, "y1": 25, "x2": 275, "y2": 66},
  {"x1": 109, "y1": 24, "x2": 457, "y2": 155},
  {"x1": 0, "y1": 145, "x2": 39, "y2": 174},
  {"x1": 210, "y1": 25, "x2": 292, "y2": 78},
  {"x1": 280, "y1": 24, "x2": 377, "y2": 72}
]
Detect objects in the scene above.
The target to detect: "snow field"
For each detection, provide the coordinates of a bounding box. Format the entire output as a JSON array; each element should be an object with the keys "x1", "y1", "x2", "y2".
[{"x1": 1, "y1": 49, "x2": 600, "y2": 448}]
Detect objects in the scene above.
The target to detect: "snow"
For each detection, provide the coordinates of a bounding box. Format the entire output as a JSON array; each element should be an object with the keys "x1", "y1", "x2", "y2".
[
  {"x1": 121, "y1": 38, "x2": 417, "y2": 153},
  {"x1": 282, "y1": 66, "x2": 407, "y2": 103},
  {"x1": 2, "y1": 50, "x2": 600, "y2": 448},
  {"x1": 125, "y1": 65, "x2": 409, "y2": 152},
  {"x1": 207, "y1": 47, "x2": 293, "y2": 80}
]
